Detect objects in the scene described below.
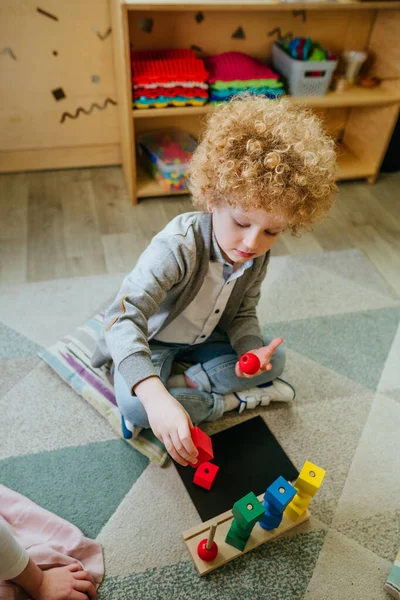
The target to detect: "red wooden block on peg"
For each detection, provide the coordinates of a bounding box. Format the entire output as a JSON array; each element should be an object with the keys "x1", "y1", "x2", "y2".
[
  {"x1": 193, "y1": 461, "x2": 219, "y2": 490},
  {"x1": 189, "y1": 426, "x2": 214, "y2": 467},
  {"x1": 239, "y1": 352, "x2": 261, "y2": 375}
]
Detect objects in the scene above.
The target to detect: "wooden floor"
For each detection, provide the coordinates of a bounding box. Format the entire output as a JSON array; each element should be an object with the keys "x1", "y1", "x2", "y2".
[{"x1": 0, "y1": 167, "x2": 399, "y2": 295}]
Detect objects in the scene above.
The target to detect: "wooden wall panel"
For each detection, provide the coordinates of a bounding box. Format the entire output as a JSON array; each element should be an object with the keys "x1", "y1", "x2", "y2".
[{"x1": 0, "y1": 0, "x2": 120, "y2": 168}]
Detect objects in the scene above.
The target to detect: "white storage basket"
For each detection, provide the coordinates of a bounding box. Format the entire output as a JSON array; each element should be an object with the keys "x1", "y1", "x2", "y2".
[{"x1": 272, "y1": 42, "x2": 338, "y2": 97}]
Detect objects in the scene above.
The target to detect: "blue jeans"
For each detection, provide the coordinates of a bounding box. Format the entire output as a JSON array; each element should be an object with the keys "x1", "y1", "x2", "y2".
[{"x1": 114, "y1": 330, "x2": 286, "y2": 428}]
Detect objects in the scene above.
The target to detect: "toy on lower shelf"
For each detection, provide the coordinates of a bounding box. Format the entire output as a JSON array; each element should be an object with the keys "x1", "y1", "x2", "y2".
[
  {"x1": 136, "y1": 127, "x2": 197, "y2": 192},
  {"x1": 183, "y1": 460, "x2": 326, "y2": 575}
]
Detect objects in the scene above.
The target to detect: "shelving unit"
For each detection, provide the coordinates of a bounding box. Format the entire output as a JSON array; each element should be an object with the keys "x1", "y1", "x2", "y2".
[{"x1": 111, "y1": 0, "x2": 400, "y2": 204}]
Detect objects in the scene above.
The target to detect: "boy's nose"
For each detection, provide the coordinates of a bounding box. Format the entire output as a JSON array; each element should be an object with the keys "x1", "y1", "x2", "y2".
[{"x1": 243, "y1": 231, "x2": 259, "y2": 251}]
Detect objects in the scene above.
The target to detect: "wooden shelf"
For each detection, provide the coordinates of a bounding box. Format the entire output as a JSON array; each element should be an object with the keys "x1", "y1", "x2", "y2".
[
  {"x1": 132, "y1": 89, "x2": 400, "y2": 120},
  {"x1": 336, "y1": 144, "x2": 375, "y2": 181},
  {"x1": 289, "y1": 88, "x2": 400, "y2": 108},
  {"x1": 136, "y1": 144, "x2": 374, "y2": 199},
  {"x1": 116, "y1": 0, "x2": 400, "y2": 202},
  {"x1": 126, "y1": 0, "x2": 400, "y2": 12},
  {"x1": 133, "y1": 105, "x2": 210, "y2": 119}
]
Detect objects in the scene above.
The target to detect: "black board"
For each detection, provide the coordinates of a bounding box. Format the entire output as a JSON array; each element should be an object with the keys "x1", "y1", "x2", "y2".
[{"x1": 174, "y1": 416, "x2": 299, "y2": 522}]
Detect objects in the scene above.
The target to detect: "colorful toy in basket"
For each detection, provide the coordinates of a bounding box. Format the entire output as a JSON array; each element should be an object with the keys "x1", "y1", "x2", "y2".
[
  {"x1": 131, "y1": 48, "x2": 209, "y2": 109},
  {"x1": 136, "y1": 127, "x2": 197, "y2": 192},
  {"x1": 281, "y1": 37, "x2": 336, "y2": 62}
]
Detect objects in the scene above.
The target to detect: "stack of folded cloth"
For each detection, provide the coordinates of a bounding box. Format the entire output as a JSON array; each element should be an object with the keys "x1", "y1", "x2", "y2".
[
  {"x1": 204, "y1": 51, "x2": 284, "y2": 103},
  {"x1": 131, "y1": 48, "x2": 209, "y2": 109}
]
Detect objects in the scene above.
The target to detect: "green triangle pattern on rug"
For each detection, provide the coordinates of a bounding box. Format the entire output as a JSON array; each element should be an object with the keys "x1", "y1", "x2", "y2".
[
  {"x1": 263, "y1": 306, "x2": 400, "y2": 390},
  {"x1": 0, "y1": 439, "x2": 148, "y2": 538},
  {"x1": 0, "y1": 321, "x2": 42, "y2": 360},
  {"x1": 98, "y1": 529, "x2": 326, "y2": 600}
]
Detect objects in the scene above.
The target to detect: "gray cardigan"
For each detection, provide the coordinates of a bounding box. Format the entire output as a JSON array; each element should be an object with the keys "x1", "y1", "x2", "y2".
[{"x1": 92, "y1": 211, "x2": 270, "y2": 393}]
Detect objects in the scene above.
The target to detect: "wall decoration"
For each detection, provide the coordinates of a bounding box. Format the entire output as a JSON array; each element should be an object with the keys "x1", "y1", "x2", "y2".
[
  {"x1": 232, "y1": 26, "x2": 245, "y2": 40},
  {"x1": 0, "y1": 47, "x2": 16, "y2": 60},
  {"x1": 52, "y1": 87, "x2": 66, "y2": 101},
  {"x1": 92, "y1": 26, "x2": 112, "y2": 41},
  {"x1": 91, "y1": 74, "x2": 101, "y2": 83},
  {"x1": 195, "y1": 12, "x2": 204, "y2": 24},
  {"x1": 267, "y1": 27, "x2": 293, "y2": 42},
  {"x1": 36, "y1": 7, "x2": 58, "y2": 21},
  {"x1": 140, "y1": 18, "x2": 153, "y2": 33},
  {"x1": 293, "y1": 10, "x2": 307, "y2": 22},
  {"x1": 59, "y1": 98, "x2": 117, "y2": 123}
]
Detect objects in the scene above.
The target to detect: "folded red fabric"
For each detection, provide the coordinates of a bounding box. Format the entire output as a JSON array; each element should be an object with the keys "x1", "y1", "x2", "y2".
[
  {"x1": 204, "y1": 51, "x2": 279, "y2": 83},
  {"x1": 133, "y1": 86, "x2": 208, "y2": 99}
]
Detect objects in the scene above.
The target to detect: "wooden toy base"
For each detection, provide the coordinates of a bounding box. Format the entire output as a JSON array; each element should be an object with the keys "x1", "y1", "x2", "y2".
[{"x1": 183, "y1": 493, "x2": 310, "y2": 576}]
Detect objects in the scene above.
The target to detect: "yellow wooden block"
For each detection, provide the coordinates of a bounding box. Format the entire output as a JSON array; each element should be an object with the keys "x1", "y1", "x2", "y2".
[
  {"x1": 285, "y1": 492, "x2": 311, "y2": 521},
  {"x1": 296, "y1": 461, "x2": 326, "y2": 497},
  {"x1": 285, "y1": 502, "x2": 303, "y2": 522}
]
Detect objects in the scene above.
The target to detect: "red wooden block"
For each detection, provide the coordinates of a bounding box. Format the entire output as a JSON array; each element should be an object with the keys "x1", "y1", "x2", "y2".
[
  {"x1": 193, "y1": 461, "x2": 219, "y2": 490},
  {"x1": 189, "y1": 426, "x2": 214, "y2": 467}
]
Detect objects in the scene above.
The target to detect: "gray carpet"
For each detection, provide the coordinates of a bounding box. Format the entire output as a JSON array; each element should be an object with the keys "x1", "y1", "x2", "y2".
[{"x1": 1, "y1": 249, "x2": 399, "y2": 599}]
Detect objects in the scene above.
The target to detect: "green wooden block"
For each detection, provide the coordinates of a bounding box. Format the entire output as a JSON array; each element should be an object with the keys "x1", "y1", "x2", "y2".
[
  {"x1": 231, "y1": 518, "x2": 252, "y2": 539},
  {"x1": 232, "y1": 491, "x2": 265, "y2": 530},
  {"x1": 225, "y1": 518, "x2": 251, "y2": 552}
]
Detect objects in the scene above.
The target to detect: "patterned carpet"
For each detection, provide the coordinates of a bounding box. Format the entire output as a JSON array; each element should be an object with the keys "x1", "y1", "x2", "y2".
[{"x1": 1, "y1": 249, "x2": 399, "y2": 600}]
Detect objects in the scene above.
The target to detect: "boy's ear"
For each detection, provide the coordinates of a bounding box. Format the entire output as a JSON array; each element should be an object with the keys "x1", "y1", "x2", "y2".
[{"x1": 206, "y1": 201, "x2": 214, "y2": 212}]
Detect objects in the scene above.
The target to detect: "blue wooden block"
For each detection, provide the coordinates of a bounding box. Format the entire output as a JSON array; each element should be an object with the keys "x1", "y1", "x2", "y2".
[
  {"x1": 264, "y1": 476, "x2": 296, "y2": 513},
  {"x1": 259, "y1": 504, "x2": 283, "y2": 530}
]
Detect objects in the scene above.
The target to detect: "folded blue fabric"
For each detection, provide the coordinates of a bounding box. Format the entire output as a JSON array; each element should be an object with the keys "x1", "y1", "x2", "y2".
[
  {"x1": 209, "y1": 89, "x2": 284, "y2": 102},
  {"x1": 210, "y1": 86, "x2": 284, "y2": 99}
]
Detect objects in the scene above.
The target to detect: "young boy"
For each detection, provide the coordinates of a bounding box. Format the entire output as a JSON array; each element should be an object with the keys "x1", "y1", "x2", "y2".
[{"x1": 92, "y1": 96, "x2": 337, "y2": 468}]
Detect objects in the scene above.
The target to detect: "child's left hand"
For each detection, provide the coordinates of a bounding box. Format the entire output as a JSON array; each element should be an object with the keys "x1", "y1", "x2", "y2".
[{"x1": 235, "y1": 337, "x2": 283, "y2": 378}]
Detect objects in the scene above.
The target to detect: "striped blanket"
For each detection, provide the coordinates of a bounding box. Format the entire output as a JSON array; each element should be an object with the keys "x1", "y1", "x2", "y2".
[{"x1": 39, "y1": 313, "x2": 168, "y2": 467}]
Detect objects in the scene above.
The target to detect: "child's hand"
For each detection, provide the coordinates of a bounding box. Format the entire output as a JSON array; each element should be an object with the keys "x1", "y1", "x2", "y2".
[
  {"x1": 235, "y1": 337, "x2": 283, "y2": 378},
  {"x1": 34, "y1": 563, "x2": 97, "y2": 600},
  {"x1": 145, "y1": 391, "x2": 199, "y2": 467}
]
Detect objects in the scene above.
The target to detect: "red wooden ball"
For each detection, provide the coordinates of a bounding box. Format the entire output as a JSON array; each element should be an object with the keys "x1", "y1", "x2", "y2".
[
  {"x1": 239, "y1": 352, "x2": 261, "y2": 374},
  {"x1": 197, "y1": 539, "x2": 218, "y2": 562}
]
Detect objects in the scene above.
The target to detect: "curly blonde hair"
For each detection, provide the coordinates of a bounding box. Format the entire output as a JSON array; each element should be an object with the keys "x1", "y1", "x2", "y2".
[{"x1": 189, "y1": 95, "x2": 337, "y2": 234}]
